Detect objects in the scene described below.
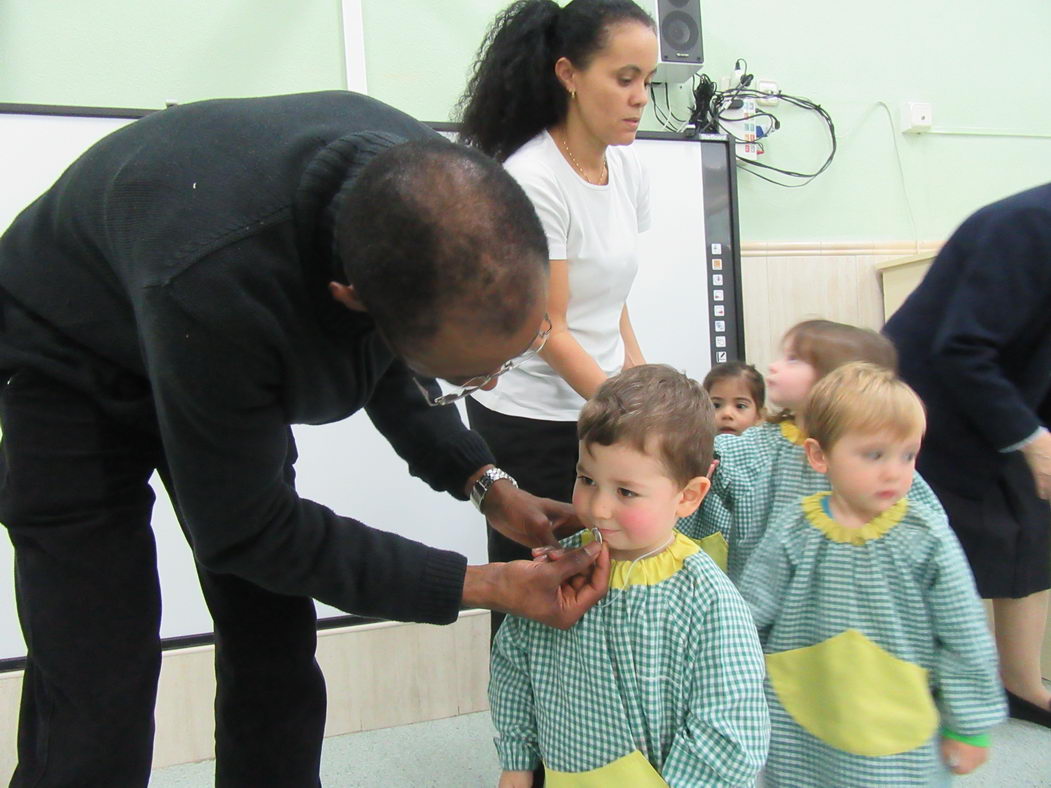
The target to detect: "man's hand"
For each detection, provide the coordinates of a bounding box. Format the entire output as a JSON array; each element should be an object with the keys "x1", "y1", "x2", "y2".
[
  {"x1": 940, "y1": 737, "x2": 987, "y2": 775},
  {"x1": 462, "y1": 541, "x2": 610, "y2": 629},
  {"x1": 481, "y1": 479, "x2": 583, "y2": 549},
  {"x1": 1021, "y1": 429, "x2": 1051, "y2": 499}
]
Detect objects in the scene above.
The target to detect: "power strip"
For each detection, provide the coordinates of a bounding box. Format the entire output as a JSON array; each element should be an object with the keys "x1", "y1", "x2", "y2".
[{"x1": 718, "y1": 96, "x2": 760, "y2": 161}]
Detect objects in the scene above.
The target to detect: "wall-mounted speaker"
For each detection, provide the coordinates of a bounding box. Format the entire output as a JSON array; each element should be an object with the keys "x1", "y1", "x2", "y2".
[{"x1": 638, "y1": 0, "x2": 704, "y2": 84}]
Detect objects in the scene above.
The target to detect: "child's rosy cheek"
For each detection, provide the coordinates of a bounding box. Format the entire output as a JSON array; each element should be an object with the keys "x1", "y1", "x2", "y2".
[{"x1": 617, "y1": 508, "x2": 654, "y2": 532}]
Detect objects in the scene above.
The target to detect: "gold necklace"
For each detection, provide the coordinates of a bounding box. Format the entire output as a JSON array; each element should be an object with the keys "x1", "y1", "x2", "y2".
[{"x1": 560, "y1": 135, "x2": 607, "y2": 185}]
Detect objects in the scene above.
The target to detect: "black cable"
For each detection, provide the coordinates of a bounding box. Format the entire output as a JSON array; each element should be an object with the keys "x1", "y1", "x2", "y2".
[
  {"x1": 650, "y1": 84, "x2": 692, "y2": 133},
  {"x1": 689, "y1": 74, "x2": 718, "y2": 133},
  {"x1": 649, "y1": 84, "x2": 679, "y2": 131},
  {"x1": 664, "y1": 83, "x2": 689, "y2": 125},
  {"x1": 735, "y1": 95, "x2": 836, "y2": 181},
  {"x1": 686, "y1": 61, "x2": 837, "y2": 186}
]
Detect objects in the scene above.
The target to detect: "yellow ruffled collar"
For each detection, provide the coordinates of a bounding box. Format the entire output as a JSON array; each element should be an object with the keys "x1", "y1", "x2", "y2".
[
  {"x1": 802, "y1": 491, "x2": 906, "y2": 544},
  {"x1": 581, "y1": 529, "x2": 698, "y2": 588},
  {"x1": 778, "y1": 419, "x2": 806, "y2": 445}
]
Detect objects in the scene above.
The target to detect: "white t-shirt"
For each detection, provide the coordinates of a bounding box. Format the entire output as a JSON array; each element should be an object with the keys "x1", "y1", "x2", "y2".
[{"x1": 471, "y1": 130, "x2": 651, "y2": 421}]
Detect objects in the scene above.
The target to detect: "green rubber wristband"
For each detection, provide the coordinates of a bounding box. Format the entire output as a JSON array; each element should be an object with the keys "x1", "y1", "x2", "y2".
[{"x1": 941, "y1": 727, "x2": 990, "y2": 748}]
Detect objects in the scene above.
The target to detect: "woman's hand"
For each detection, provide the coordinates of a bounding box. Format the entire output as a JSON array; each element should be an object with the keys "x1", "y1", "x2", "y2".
[{"x1": 1021, "y1": 429, "x2": 1051, "y2": 499}]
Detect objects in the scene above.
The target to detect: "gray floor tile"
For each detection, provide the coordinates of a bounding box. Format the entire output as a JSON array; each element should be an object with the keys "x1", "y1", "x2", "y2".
[{"x1": 151, "y1": 710, "x2": 1051, "y2": 787}]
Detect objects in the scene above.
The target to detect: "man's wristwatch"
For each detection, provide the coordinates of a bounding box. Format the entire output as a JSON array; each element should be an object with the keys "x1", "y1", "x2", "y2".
[{"x1": 470, "y1": 467, "x2": 518, "y2": 512}]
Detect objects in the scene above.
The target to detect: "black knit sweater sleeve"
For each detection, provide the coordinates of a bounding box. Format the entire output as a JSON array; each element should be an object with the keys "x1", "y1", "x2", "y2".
[
  {"x1": 365, "y1": 358, "x2": 494, "y2": 498},
  {"x1": 139, "y1": 272, "x2": 473, "y2": 625}
]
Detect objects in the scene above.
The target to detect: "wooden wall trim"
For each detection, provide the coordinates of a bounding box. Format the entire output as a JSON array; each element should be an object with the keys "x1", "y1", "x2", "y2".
[{"x1": 742, "y1": 241, "x2": 943, "y2": 258}]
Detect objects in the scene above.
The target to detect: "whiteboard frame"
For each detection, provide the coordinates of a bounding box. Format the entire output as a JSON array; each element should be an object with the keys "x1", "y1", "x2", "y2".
[
  {"x1": 340, "y1": 0, "x2": 369, "y2": 94},
  {"x1": 0, "y1": 104, "x2": 743, "y2": 671}
]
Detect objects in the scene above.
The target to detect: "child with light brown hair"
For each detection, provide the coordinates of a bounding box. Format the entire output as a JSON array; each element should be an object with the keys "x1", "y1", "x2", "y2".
[
  {"x1": 679, "y1": 319, "x2": 946, "y2": 582},
  {"x1": 740, "y1": 362, "x2": 1006, "y2": 787},
  {"x1": 489, "y1": 364, "x2": 769, "y2": 787}
]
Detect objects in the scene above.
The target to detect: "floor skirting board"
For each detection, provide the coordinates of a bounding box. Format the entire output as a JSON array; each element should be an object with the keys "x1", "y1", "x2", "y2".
[{"x1": 0, "y1": 609, "x2": 490, "y2": 774}]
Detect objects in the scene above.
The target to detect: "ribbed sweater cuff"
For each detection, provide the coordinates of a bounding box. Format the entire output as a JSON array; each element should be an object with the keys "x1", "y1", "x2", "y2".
[
  {"x1": 437, "y1": 430, "x2": 496, "y2": 501},
  {"x1": 415, "y1": 548, "x2": 469, "y2": 625}
]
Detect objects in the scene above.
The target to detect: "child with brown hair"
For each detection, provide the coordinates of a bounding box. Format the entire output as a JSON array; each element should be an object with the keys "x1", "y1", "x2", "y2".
[
  {"x1": 702, "y1": 361, "x2": 765, "y2": 436},
  {"x1": 679, "y1": 319, "x2": 946, "y2": 582},
  {"x1": 740, "y1": 362, "x2": 1006, "y2": 787},
  {"x1": 489, "y1": 364, "x2": 769, "y2": 787}
]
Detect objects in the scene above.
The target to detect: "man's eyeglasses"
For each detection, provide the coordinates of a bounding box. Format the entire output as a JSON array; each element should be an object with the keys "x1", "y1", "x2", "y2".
[{"x1": 415, "y1": 315, "x2": 553, "y2": 407}]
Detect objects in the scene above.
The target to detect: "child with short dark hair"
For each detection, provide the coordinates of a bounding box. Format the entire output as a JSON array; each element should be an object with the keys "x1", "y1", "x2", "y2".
[
  {"x1": 741, "y1": 363, "x2": 1006, "y2": 787},
  {"x1": 703, "y1": 361, "x2": 765, "y2": 436},
  {"x1": 490, "y1": 364, "x2": 769, "y2": 787}
]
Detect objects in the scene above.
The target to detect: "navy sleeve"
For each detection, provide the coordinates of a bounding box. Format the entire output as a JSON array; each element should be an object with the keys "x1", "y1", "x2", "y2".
[{"x1": 928, "y1": 205, "x2": 1051, "y2": 450}]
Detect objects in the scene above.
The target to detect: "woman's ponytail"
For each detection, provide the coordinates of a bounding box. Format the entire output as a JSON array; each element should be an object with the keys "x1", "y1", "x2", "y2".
[
  {"x1": 457, "y1": 0, "x2": 563, "y2": 162},
  {"x1": 457, "y1": 0, "x2": 654, "y2": 162}
]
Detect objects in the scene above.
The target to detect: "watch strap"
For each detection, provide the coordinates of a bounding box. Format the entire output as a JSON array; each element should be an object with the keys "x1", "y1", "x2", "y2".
[{"x1": 471, "y1": 467, "x2": 518, "y2": 512}]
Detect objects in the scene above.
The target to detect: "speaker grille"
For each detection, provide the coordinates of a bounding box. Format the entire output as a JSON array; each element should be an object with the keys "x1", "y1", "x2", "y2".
[
  {"x1": 652, "y1": 0, "x2": 703, "y2": 82},
  {"x1": 661, "y1": 11, "x2": 699, "y2": 54},
  {"x1": 655, "y1": 0, "x2": 702, "y2": 64}
]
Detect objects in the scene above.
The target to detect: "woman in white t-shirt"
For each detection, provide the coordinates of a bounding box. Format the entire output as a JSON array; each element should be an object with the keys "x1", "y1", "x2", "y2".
[{"x1": 457, "y1": 0, "x2": 658, "y2": 610}]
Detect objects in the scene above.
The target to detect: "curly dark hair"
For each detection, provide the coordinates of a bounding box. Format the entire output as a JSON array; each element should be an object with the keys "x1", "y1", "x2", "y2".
[
  {"x1": 456, "y1": 0, "x2": 655, "y2": 162},
  {"x1": 337, "y1": 139, "x2": 548, "y2": 348}
]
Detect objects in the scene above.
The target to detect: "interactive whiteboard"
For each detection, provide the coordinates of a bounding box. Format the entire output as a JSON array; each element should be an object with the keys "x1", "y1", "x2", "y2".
[{"x1": 0, "y1": 105, "x2": 740, "y2": 662}]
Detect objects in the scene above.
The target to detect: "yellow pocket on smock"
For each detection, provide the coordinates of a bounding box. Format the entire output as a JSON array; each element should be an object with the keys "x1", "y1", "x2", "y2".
[
  {"x1": 545, "y1": 750, "x2": 668, "y2": 788},
  {"x1": 766, "y1": 628, "x2": 938, "y2": 756},
  {"x1": 694, "y1": 532, "x2": 729, "y2": 573}
]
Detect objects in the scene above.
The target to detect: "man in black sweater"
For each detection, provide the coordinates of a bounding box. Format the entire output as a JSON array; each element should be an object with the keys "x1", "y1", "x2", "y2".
[{"x1": 0, "y1": 91, "x2": 609, "y2": 786}]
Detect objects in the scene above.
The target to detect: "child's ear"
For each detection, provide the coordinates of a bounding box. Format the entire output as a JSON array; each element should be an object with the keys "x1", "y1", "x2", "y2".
[
  {"x1": 804, "y1": 437, "x2": 829, "y2": 474},
  {"x1": 676, "y1": 476, "x2": 711, "y2": 518}
]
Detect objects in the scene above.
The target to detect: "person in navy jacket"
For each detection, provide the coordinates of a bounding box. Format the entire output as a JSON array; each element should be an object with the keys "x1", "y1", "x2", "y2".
[{"x1": 885, "y1": 182, "x2": 1051, "y2": 728}]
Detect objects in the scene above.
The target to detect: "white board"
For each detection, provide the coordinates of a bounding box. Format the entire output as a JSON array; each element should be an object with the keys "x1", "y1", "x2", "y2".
[{"x1": 0, "y1": 111, "x2": 716, "y2": 659}]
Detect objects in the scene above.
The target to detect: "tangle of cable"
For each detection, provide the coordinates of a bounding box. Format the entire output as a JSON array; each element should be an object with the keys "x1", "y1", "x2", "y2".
[{"x1": 646, "y1": 60, "x2": 838, "y2": 188}]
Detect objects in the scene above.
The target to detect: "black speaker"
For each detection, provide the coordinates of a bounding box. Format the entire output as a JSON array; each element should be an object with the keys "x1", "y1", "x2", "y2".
[{"x1": 641, "y1": 0, "x2": 704, "y2": 83}]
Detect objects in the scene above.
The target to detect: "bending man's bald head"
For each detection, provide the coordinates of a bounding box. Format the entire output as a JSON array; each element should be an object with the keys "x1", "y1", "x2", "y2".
[{"x1": 337, "y1": 139, "x2": 549, "y2": 349}]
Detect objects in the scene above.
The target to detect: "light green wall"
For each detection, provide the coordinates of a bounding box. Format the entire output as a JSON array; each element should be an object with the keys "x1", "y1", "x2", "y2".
[
  {"x1": 0, "y1": 0, "x2": 346, "y2": 109},
  {"x1": 361, "y1": 0, "x2": 1051, "y2": 242},
  {"x1": 3, "y1": 1, "x2": 1049, "y2": 242}
]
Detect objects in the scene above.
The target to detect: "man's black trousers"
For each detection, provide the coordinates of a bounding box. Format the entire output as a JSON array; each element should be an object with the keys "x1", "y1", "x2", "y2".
[{"x1": 0, "y1": 369, "x2": 326, "y2": 787}]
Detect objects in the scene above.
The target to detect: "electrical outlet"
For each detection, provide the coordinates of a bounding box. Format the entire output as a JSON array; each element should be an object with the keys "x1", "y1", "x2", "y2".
[
  {"x1": 901, "y1": 101, "x2": 933, "y2": 134},
  {"x1": 756, "y1": 79, "x2": 779, "y2": 107}
]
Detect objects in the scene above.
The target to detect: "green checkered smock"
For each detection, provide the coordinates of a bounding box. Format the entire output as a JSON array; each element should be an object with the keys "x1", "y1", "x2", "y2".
[
  {"x1": 677, "y1": 420, "x2": 946, "y2": 584},
  {"x1": 739, "y1": 492, "x2": 1006, "y2": 788},
  {"x1": 489, "y1": 531, "x2": 770, "y2": 787}
]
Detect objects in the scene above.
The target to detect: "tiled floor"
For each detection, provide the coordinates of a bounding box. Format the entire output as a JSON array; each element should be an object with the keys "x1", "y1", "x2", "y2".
[{"x1": 150, "y1": 709, "x2": 1051, "y2": 787}]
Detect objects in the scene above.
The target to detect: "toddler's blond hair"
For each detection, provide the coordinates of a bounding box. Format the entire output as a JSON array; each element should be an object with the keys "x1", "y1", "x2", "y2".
[{"x1": 802, "y1": 362, "x2": 926, "y2": 450}]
